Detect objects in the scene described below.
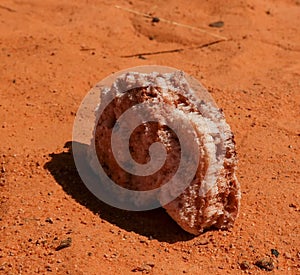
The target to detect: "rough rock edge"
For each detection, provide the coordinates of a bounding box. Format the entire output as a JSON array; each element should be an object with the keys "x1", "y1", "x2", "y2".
[{"x1": 88, "y1": 71, "x2": 241, "y2": 235}]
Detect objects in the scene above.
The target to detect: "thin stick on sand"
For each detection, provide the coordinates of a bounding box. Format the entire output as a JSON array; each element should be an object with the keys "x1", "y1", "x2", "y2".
[
  {"x1": 0, "y1": 5, "x2": 16, "y2": 12},
  {"x1": 115, "y1": 5, "x2": 227, "y2": 41},
  {"x1": 121, "y1": 39, "x2": 226, "y2": 58}
]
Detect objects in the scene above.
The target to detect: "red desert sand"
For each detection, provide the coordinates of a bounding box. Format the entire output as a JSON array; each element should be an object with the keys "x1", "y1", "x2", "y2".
[{"x1": 0, "y1": 0, "x2": 299, "y2": 274}]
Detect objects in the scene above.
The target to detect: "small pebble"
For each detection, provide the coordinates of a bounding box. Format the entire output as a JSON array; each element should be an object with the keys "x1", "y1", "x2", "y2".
[
  {"x1": 208, "y1": 21, "x2": 224, "y2": 28},
  {"x1": 132, "y1": 263, "x2": 154, "y2": 274},
  {"x1": 240, "y1": 261, "x2": 252, "y2": 270},
  {"x1": 284, "y1": 252, "x2": 292, "y2": 259},
  {"x1": 45, "y1": 217, "x2": 53, "y2": 224},
  {"x1": 271, "y1": 248, "x2": 279, "y2": 258},
  {"x1": 152, "y1": 17, "x2": 160, "y2": 23},
  {"x1": 255, "y1": 257, "x2": 274, "y2": 271},
  {"x1": 55, "y1": 237, "x2": 72, "y2": 251},
  {"x1": 194, "y1": 239, "x2": 209, "y2": 246}
]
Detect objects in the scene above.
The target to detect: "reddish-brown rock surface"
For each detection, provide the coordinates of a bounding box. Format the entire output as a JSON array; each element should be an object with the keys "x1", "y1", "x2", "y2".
[{"x1": 91, "y1": 72, "x2": 240, "y2": 235}]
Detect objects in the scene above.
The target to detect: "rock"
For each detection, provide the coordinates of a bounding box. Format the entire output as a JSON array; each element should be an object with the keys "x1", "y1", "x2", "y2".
[
  {"x1": 283, "y1": 252, "x2": 292, "y2": 259},
  {"x1": 271, "y1": 248, "x2": 279, "y2": 258},
  {"x1": 89, "y1": 71, "x2": 240, "y2": 235},
  {"x1": 45, "y1": 217, "x2": 53, "y2": 224},
  {"x1": 255, "y1": 257, "x2": 274, "y2": 271},
  {"x1": 208, "y1": 21, "x2": 224, "y2": 28},
  {"x1": 132, "y1": 263, "x2": 155, "y2": 273},
  {"x1": 239, "y1": 261, "x2": 252, "y2": 270},
  {"x1": 194, "y1": 239, "x2": 209, "y2": 246},
  {"x1": 55, "y1": 237, "x2": 72, "y2": 251},
  {"x1": 151, "y1": 17, "x2": 160, "y2": 23}
]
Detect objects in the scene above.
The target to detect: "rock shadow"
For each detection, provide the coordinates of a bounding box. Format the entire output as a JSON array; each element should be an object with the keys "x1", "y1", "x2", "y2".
[{"x1": 44, "y1": 141, "x2": 193, "y2": 243}]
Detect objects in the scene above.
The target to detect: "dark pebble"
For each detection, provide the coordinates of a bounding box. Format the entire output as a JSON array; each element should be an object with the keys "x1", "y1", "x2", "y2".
[
  {"x1": 45, "y1": 217, "x2": 53, "y2": 224},
  {"x1": 255, "y1": 257, "x2": 274, "y2": 271},
  {"x1": 209, "y1": 21, "x2": 224, "y2": 28},
  {"x1": 271, "y1": 248, "x2": 279, "y2": 258},
  {"x1": 55, "y1": 237, "x2": 72, "y2": 251},
  {"x1": 240, "y1": 261, "x2": 251, "y2": 270},
  {"x1": 152, "y1": 17, "x2": 160, "y2": 23}
]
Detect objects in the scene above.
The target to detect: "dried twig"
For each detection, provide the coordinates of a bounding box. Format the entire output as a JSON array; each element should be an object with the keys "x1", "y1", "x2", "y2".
[
  {"x1": 115, "y1": 5, "x2": 227, "y2": 41},
  {"x1": 121, "y1": 39, "x2": 226, "y2": 58},
  {"x1": 0, "y1": 5, "x2": 16, "y2": 12},
  {"x1": 80, "y1": 47, "x2": 96, "y2": 51}
]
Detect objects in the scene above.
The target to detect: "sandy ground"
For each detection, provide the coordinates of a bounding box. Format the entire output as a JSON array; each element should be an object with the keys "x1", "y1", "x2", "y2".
[{"x1": 0, "y1": 0, "x2": 300, "y2": 274}]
